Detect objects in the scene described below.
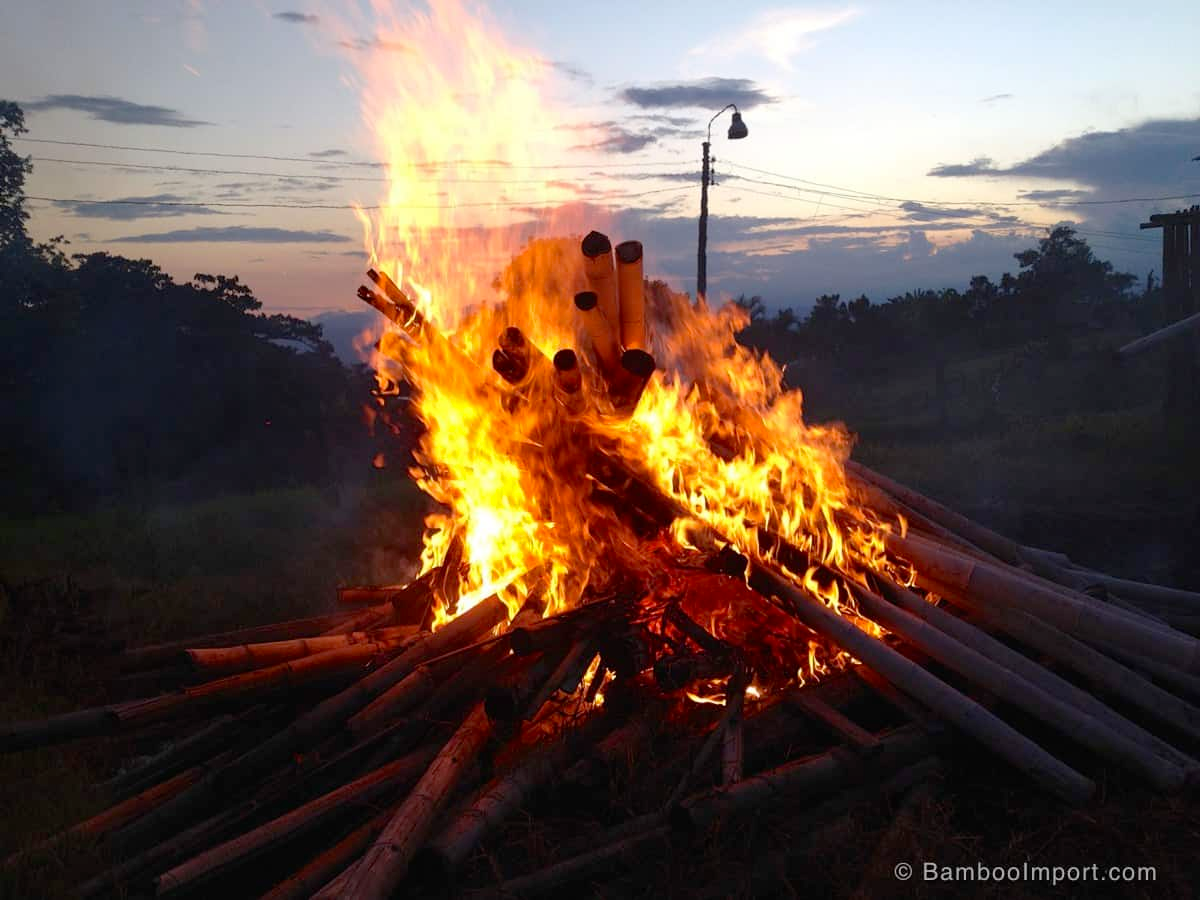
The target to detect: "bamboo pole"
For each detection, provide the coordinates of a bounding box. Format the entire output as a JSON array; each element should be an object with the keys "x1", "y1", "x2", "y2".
[
  {"x1": 888, "y1": 531, "x2": 1200, "y2": 674},
  {"x1": 581, "y1": 231, "x2": 621, "y2": 347},
  {"x1": 185, "y1": 625, "x2": 419, "y2": 676},
  {"x1": 615, "y1": 240, "x2": 646, "y2": 350},
  {"x1": 154, "y1": 743, "x2": 440, "y2": 896},
  {"x1": 928, "y1": 576, "x2": 1200, "y2": 753},
  {"x1": 673, "y1": 723, "x2": 933, "y2": 832},
  {"x1": 119, "y1": 611, "x2": 359, "y2": 672},
  {"x1": 722, "y1": 671, "x2": 747, "y2": 786},
  {"x1": 259, "y1": 807, "x2": 394, "y2": 900},
  {"x1": 110, "y1": 630, "x2": 424, "y2": 729},
  {"x1": 418, "y1": 713, "x2": 602, "y2": 880},
  {"x1": 849, "y1": 584, "x2": 1187, "y2": 791},
  {"x1": 2, "y1": 752, "x2": 231, "y2": 870},
  {"x1": 877, "y1": 579, "x2": 1199, "y2": 772},
  {"x1": 667, "y1": 665, "x2": 752, "y2": 807},
  {"x1": 786, "y1": 691, "x2": 881, "y2": 755},
  {"x1": 609, "y1": 348, "x2": 656, "y2": 413},
  {"x1": 574, "y1": 290, "x2": 622, "y2": 376},
  {"x1": 335, "y1": 704, "x2": 493, "y2": 900},
  {"x1": 745, "y1": 563, "x2": 1094, "y2": 804},
  {"x1": 110, "y1": 596, "x2": 507, "y2": 858},
  {"x1": 552, "y1": 349, "x2": 585, "y2": 415}
]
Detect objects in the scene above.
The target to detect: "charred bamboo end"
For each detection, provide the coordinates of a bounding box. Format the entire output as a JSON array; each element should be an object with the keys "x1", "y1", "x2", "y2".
[{"x1": 581, "y1": 231, "x2": 613, "y2": 259}]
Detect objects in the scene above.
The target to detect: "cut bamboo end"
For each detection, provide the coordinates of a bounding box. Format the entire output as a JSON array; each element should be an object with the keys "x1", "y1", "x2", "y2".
[
  {"x1": 609, "y1": 349, "x2": 656, "y2": 414},
  {"x1": 615, "y1": 240, "x2": 645, "y2": 350},
  {"x1": 581, "y1": 231, "x2": 620, "y2": 337}
]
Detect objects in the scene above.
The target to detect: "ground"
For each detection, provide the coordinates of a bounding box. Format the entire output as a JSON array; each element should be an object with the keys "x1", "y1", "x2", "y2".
[{"x1": 1, "y1": 331, "x2": 1197, "y2": 898}]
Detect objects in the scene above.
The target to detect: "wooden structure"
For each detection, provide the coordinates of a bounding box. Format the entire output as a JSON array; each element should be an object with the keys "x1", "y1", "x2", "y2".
[{"x1": 1140, "y1": 206, "x2": 1200, "y2": 417}]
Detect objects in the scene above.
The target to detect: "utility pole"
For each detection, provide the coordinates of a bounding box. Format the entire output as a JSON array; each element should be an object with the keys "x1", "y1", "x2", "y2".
[
  {"x1": 695, "y1": 104, "x2": 748, "y2": 305},
  {"x1": 697, "y1": 139, "x2": 711, "y2": 302}
]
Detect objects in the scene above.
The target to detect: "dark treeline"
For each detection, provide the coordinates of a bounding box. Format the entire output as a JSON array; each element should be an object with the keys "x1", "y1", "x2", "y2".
[
  {"x1": 0, "y1": 102, "x2": 373, "y2": 515},
  {"x1": 739, "y1": 227, "x2": 1148, "y2": 374}
]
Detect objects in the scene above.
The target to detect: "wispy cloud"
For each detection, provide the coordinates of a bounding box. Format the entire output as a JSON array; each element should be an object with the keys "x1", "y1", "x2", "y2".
[
  {"x1": 112, "y1": 226, "x2": 353, "y2": 244},
  {"x1": 980, "y1": 93, "x2": 1013, "y2": 104},
  {"x1": 273, "y1": 11, "x2": 319, "y2": 25},
  {"x1": 308, "y1": 148, "x2": 347, "y2": 158},
  {"x1": 691, "y1": 7, "x2": 859, "y2": 69},
  {"x1": 338, "y1": 37, "x2": 413, "y2": 53},
  {"x1": 53, "y1": 194, "x2": 226, "y2": 221},
  {"x1": 926, "y1": 156, "x2": 998, "y2": 178},
  {"x1": 24, "y1": 94, "x2": 211, "y2": 127},
  {"x1": 183, "y1": 64, "x2": 201, "y2": 78},
  {"x1": 619, "y1": 77, "x2": 775, "y2": 111}
]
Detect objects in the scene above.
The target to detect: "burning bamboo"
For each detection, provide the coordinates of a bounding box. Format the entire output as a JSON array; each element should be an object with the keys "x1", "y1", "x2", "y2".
[
  {"x1": 574, "y1": 290, "x2": 621, "y2": 376},
  {"x1": 581, "y1": 231, "x2": 621, "y2": 346},
  {"x1": 609, "y1": 348, "x2": 656, "y2": 413},
  {"x1": 552, "y1": 348, "x2": 585, "y2": 414},
  {"x1": 335, "y1": 703, "x2": 493, "y2": 899}
]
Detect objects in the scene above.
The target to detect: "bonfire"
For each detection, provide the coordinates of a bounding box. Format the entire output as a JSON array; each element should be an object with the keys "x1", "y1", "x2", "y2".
[{"x1": 4, "y1": 3, "x2": 1200, "y2": 898}]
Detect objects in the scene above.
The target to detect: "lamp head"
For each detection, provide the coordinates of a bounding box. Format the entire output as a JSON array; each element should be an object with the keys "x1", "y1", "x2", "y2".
[{"x1": 727, "y1": 111, "x2": 748, "y2": 140}]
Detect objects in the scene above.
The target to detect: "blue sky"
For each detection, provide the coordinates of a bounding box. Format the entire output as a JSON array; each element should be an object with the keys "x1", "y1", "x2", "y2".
[{"x1": 4, "y1": 1, "x2": 1199, "y2": 325}]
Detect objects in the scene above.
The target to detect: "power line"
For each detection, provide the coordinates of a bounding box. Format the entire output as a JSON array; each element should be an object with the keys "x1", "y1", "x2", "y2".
[
  {"x1": 27, "y1": 184, "x2": 693, "y2": 211},
  {"x1": 723, "y1": 160, "x2": 1200, "y2": 209},
  {"x1": 17, "y1": 137, "x2": 682, "y2": 170},
  {"x1": 30, "y1": 156, "x2": 692, "y2": 186}
]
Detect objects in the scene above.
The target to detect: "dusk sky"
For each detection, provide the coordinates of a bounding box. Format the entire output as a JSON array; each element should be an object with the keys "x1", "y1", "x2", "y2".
[{"x1": 5, "y1": 1, "x2": 1199, "y2": 333}]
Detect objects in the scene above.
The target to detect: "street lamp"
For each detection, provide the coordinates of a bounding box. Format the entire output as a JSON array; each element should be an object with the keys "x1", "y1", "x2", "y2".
[{"x1": 697, "y1": 104, "x2": 748, "y2": 303}]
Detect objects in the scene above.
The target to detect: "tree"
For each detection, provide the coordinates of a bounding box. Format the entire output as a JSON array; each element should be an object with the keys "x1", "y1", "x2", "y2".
[{"x1": 0, "y1": 100, "x2": 31, "y2": 251}]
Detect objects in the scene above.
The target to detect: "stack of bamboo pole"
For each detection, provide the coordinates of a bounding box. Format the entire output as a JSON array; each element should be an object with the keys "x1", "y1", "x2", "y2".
[{"x1": 4, "y1": 238, "x2": 1200, "y2": 897}]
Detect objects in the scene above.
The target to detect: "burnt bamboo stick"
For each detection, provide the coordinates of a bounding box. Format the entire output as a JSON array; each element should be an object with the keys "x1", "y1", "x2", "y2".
[
  {"x1": 259, "y1": 806, "x2": 394, "y2": 900},
  {"x1": 552, "y1": 349, "x2": 585, "y2": 415},
  {"x1": 335, "y1": 703, "x2": 493, "y2": 900},
  {"x1": 154, "y1": 743, "x2": 440, "y2": 896},
  {"x1": 722, "y1": 681, "x2": 746, "y2": 786},
  {"x1": 877, "y1": 579, "x2": 1198, "y2": 772},
  {"x1": 889, "y1": 530, "x2": 1200, "y2": 673},
  {"x1": 849, "y1": 584, "x2": 1187, "y2": 790},
  {"x1": 653, "y1": 651, "x2": 733, "y2": 691}
]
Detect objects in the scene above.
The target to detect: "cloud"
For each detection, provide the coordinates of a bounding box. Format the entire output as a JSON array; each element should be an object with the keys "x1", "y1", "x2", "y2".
[
  {"x1": 926, "y1": 157, "x2": 998, "y2": 177},
  {"x1": 308, "y1": 148, "x2": 347, "y2": 158},
  {"x1": 548, "y1": 60, "x2": 592, "y2": 84},
  {"x1": 1017, "y1": 188, "x2": 1090, "y2": 204},
  {"x1": 53, "y1": 194, "x2": 226, "y2": 221},
  {"x1": 619, "y1": 77, "x2": 775, "y2": 111},
  {"x1": 273, "y1": 11, "x2": 319, "y2": 24},
  {"x1": 899, "y1": 200, "x2": 984, "y2": 221},
  {"x1": 927, "y1": 117, "x2": 1200, "y2": 198},
  {"x1": 980, "y1": 93, "x2": 1013, "y2": 104},
  {"x1": 24, "y1": 94, "x2": 211, "y2": 127},
  {"x1": 112, "y1": 226, "x2": 353, "y2": 244},
  {"x1": 691, "y1": 7, "x2": 859, "y2": 69},
  {"x1": 338, "y1": 37, "x2": 413, "y2": 53}
]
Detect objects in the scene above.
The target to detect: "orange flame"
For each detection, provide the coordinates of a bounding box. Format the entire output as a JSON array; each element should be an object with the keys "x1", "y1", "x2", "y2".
[{"x1": 350, "y1": 1, "x2": 905, "y2": 680}]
